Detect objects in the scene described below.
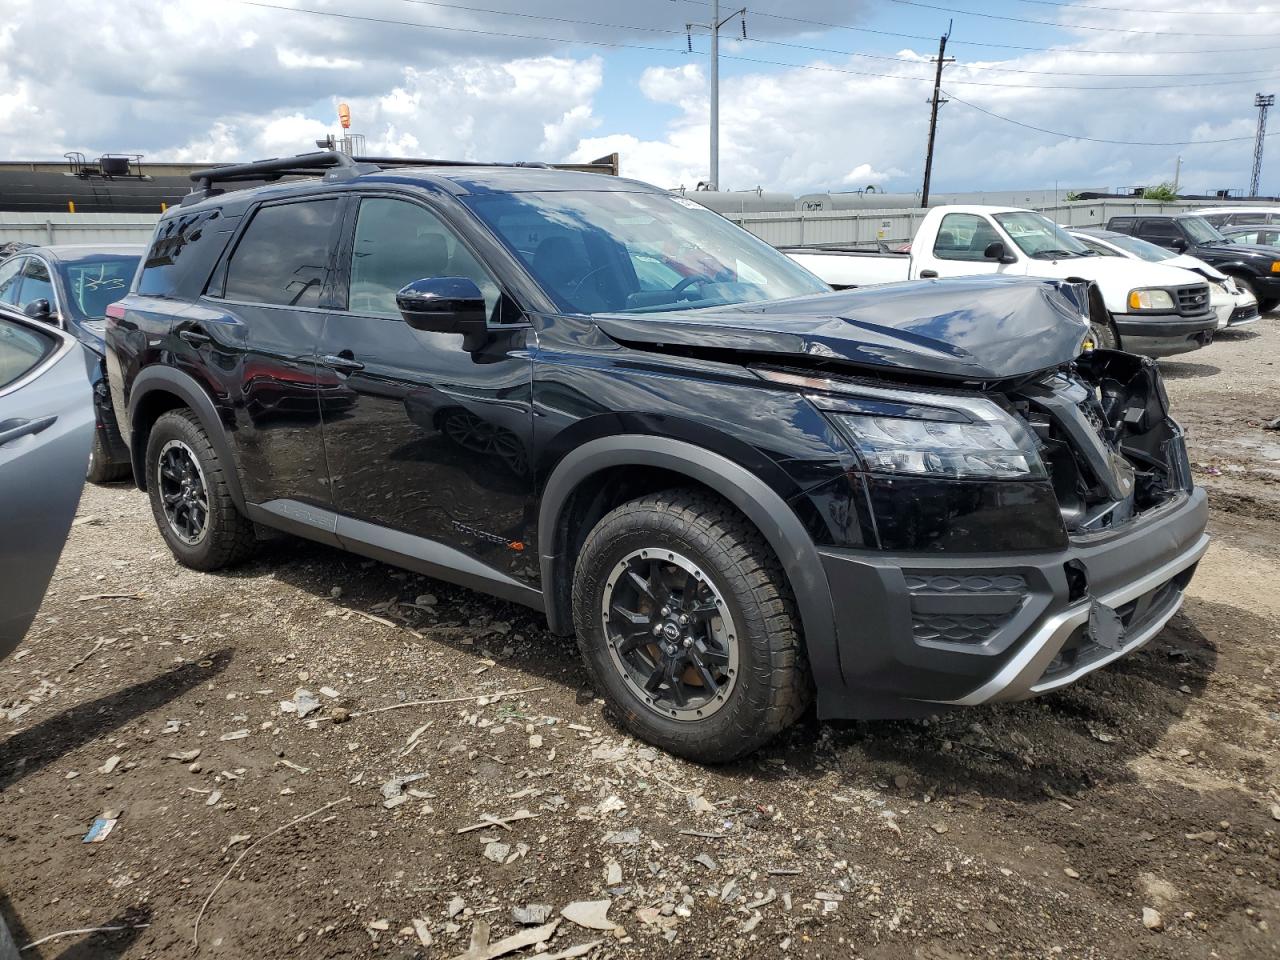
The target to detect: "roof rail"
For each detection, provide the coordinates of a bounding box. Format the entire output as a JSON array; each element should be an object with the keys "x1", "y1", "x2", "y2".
[
  {"x1": 180, "y1": 149, "x2": 622, "y2": 205},
  {"x1": 184, "y1": 151, "x2": 377, "y2": 203}
]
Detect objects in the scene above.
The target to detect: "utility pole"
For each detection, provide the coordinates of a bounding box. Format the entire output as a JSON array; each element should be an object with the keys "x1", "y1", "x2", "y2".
[
  {"x1": 1173, "y1": 154, "x2": 1182, "y2": 195},
  {"x1": 686, "y1": 3, "x2": 746, "y2": 191},
  {"x1": 1252, "y1": 93, "x2": 1274, "y2": 197},
  {"x1": 920, "y1": 21, "x2": 954, "y2": 208}
]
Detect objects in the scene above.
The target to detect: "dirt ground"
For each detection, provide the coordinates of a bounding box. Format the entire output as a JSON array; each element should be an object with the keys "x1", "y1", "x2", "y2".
[{"x1": 2, "y1": 321, "x2": 1278, "y2": 960}]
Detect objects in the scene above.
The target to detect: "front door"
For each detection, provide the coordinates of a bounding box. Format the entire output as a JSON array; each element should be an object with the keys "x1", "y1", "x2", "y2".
[
  {"x1": 317, "y1": 195, "x2": 537, "y2": 588},
  {"x1": 926, "y1": 212, "x2": 1023, "y2": 278}
]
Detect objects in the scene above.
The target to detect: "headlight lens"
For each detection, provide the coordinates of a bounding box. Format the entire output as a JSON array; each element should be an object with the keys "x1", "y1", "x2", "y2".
[
  {"x1": 828, "y1": 411, "x2": 1045, "y2": 480},
  {"x1": 1128, "y1": 288, "x2": 1175, "y2": 311}
]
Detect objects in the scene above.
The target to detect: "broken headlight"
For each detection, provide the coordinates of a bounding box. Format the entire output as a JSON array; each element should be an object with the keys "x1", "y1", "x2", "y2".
[{"x1": 828, "y1": 411, "x2": 1044, "y2": 479}]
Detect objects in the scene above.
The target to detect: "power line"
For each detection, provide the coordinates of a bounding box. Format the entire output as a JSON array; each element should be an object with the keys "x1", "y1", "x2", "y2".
[
  {"x1": 943, "y1": 90, "x2": 1274, "y2": 145},
  {"x1": 391, "y1": 0, "x2": 1280, "y2": 78},
  {"x1": 883, "y1": 0, "x2": 1280, "y2": 38},
  {"x1": 240, "y1": 1, "x2": 1280, "y2": 90},
  {"x1": 1012, "y1": 0, "x2": 1279, "y2": 15},
  {"x1": 678, "y1": 0, "x2": 1280, "y2": 54}
]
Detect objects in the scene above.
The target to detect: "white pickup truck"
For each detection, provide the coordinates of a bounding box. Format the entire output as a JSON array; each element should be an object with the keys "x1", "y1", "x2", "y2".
[{"x1": 783, "y1": 205, "x2": 1220, "y2": 358}]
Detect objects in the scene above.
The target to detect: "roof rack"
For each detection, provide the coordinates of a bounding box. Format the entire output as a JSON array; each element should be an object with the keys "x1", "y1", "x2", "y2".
[{"x1": 182, "y1": 150, "x2": 621, "y2": 205}]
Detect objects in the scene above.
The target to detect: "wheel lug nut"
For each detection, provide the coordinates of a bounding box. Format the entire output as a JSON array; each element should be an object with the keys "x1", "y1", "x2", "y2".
[
  {"x1": 660, "y1": 606, "x2": 670, "y2": 617},
  {"x1": 652, "y1": 624, "x2": 663, "y2": 636},
  {"x1": 679, "y1": 614, "x2": 689, "y2": 625},
  {"x1": 683, "y1": 637, "x2": 692, "y2": 648}
]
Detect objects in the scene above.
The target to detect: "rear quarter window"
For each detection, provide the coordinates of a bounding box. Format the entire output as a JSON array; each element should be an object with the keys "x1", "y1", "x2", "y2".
[{"x1": 138, "y1": 208, "x2": 227, "y2": 298}]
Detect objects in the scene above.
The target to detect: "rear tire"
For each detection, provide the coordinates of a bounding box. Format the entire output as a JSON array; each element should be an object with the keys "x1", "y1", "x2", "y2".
[
  {"x1": 1257, "y1": 297, "x2": 1279, "y2": 314},
  {"x1": 145, "y1": 409, "x2": 255, "y2": 571},
  {"x1": 86, "y1": 431, "x2": 130, "y2": 484},
  {"x1": 572, "y1": 489, "x2": 811, "y2": 763}
]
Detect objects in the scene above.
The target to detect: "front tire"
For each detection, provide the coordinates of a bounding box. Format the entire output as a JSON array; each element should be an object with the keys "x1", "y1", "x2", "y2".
[
  {"x1": 86, "y1": 431, "x2": 130, "y2": 484},
  {"x1": 1086, "y1": 318, "x2": 1120, "y2": 351},
  {"x1": 572, "y1": 490, "x2": 811, "y2": 763},
  {"x1": 145, "y1": 409, "x2": 255, "y2": 570}
]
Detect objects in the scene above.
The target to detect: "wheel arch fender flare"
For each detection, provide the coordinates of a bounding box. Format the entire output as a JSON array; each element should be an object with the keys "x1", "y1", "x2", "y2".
[
  {"x1": 538, "y1": 434, "x2": 842, "y2": 684},
  {"x1": 127, "y1": 365, "x2": 247, "y2": 511}
]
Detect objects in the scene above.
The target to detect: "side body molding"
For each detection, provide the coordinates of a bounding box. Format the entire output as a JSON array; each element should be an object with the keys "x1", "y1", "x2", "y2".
[
  {"x1": 126, "y1": 365, "x2": 247, "y2": 511},
  {"x1": 537, "y1": 435, "x2": 843, "y2": 688}
]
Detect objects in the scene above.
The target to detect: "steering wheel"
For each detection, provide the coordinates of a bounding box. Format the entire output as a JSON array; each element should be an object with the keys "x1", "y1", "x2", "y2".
[
  {"x1": 567, "y1": 265, "x2": 611, "y2": 299},
  {"x1": 670, "y1": 275, "x2": 707, "y2": 296}
]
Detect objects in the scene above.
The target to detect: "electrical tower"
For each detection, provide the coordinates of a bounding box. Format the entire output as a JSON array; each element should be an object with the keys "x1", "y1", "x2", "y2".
[
  {"x1": 1251, "y1": 93, "x2": 1274, "y2": 197},
  {"x1": 686, "y1": 2, "x2": 746, "y2": 191},
  {"x1": 920, "y1": 22, "x2": 954, "y2": 208}
]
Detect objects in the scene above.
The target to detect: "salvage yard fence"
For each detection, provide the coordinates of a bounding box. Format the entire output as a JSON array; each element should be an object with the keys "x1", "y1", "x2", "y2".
[{"x1": 0, "y1": 199, "x2": 1241, "y2": 250}]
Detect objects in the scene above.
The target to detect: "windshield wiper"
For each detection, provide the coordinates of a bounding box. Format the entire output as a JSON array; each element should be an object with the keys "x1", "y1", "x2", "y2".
[{"x1": 1030, "y1": 248, "x2": 1080, "y2": 259}]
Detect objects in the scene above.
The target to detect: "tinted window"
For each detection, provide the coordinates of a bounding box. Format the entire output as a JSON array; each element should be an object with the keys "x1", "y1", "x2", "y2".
[
  {"x1": 224, "y1": 199, "x2": 342, "y2": 307},
  {"x1": 1136, "y1": 220, "x2": 1181, "y2": 245},
  {"x1": 1108, "y1": 218, "x2": 1136, "y2": 235},
  {"x1": 347, "y1": 198, "x2": 500, "y2": 319},
  {"x1": 932, "y1": 213, "x2": 1003, "y2": 261},
  {"x1": 1229, "y1": 213, "x2": 1267, "y2": 225},
  {"x1": 17, "y1": 259, "x2": 56, "y2": 311},
  {"x1": 140, "y1": 209, "x2": 223, "y2": 298},
  {"x1": 0, "y1": 316, "x2": 55, "y2": 389},
  {"x1": 0, "y1": 258, "x2": 23, "y2": 305}
]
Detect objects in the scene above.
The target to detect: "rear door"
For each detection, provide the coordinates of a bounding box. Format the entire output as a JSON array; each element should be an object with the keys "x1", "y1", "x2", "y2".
[
  {"x1": 199, "y1": 194, "x2": 347, "y2": 511},
  {"x1": 1134, "y1": 219, "x2": 1183, "y2": 250},
  {"x1": 0, "y1": 315, "x2": 93, "y2": 659}
]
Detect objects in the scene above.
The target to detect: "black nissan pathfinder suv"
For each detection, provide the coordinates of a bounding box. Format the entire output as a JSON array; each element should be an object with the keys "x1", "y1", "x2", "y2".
[
  {"x1": 106, "y1": 152, "x2": 1209, "y2": 762},
  {"x1": 1106, "y1": 212, "x2": 1280, "y2": 312}
]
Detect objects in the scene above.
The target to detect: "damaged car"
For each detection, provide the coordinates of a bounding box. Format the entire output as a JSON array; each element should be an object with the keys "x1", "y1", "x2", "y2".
[{"x1": 106, "y1": 152, "x2": 1209, "y2": 762}]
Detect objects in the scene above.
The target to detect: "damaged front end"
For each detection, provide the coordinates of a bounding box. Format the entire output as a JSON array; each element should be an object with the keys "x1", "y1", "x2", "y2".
[{"x1": 1010, "y1": 348, "x2": 1193, "y2": 536}]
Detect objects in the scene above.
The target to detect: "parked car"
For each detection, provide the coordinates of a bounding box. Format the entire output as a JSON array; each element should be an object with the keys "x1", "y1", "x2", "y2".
[
  {"x1": 0, "y1": 244, "x2": 142, "y2": 481},
  {"x1": 783, "y1": 205, "x2": 1219, "y2": 358},
  {"x1": 1218, "y1": 224, "x2": 1280, "y2": 248},
  {"x1": 0, "y1": 312, "x2": 94, "y2": 660},
  {"x1": 1070, "y1": 228, "x2": 1258, "y2": 330},
  {"x1": 1104, "y1": 213, "x2": 1280, "y2": 313},
  {"x1": 106, "y1": 151, "x2": 1208, "y2": 762},
  {"x1": 1190, "y1": 206, "x2": 1280, "y2": 229}
]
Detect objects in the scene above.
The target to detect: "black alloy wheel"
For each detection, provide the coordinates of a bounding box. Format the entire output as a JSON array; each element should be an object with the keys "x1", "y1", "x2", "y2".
[
  {"x1": 157, "y1": 438, "x2": 210, "y2": 546},
  {"x1": 600, "y1": 548, "x2": 738, "y2": 720}
]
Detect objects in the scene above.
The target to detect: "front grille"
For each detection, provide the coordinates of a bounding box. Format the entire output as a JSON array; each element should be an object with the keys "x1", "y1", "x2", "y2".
[
  {"x1": 906, "y1": 573, "x2": 1027, "y2": 646},
  {"x1": 1230, "y1": 303, "x2": 1259, "y2": 324},
  {"x1": 1175, "y1": 284, "x2": 1211, "y2": 316}
]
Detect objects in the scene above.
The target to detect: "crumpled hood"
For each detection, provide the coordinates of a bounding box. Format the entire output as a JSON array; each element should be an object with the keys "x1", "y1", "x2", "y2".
[{"x1": 592, "y1": 275, "x2": 1089, "y2": 381}]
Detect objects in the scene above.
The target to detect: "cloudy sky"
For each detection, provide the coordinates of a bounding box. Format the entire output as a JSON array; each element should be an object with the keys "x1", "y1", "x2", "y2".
[{"x1": 2, "y1": 0, "x2": 1278, "y2": 196}]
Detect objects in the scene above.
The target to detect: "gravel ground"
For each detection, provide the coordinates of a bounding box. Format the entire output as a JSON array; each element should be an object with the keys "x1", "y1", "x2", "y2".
[{"x1": 2, "y1": 320, "x2": 1278, "y2": 960}]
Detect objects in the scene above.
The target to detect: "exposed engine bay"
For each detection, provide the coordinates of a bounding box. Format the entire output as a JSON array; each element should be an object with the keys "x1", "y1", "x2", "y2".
[{"x1": 1009, "y1": 349, "x2": 1191, "y2": 534}]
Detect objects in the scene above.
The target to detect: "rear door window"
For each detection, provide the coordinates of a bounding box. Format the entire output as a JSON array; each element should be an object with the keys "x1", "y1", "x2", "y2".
[
  {"x1": 1136, "y1": 220, "x2": 1182, "y2": 245},
  {"x1": 1108, "y1": 218, "x2": 1136, "y2": 235},
  {"x1": 223, "y1": 198, "x2": 343, "y2": 308},
  {"x1": 0, "y1": 316, "x2": 56, "y2": 389},
  {"x1": 0, "y1": 258, "x2": 24, "y2": 306}
]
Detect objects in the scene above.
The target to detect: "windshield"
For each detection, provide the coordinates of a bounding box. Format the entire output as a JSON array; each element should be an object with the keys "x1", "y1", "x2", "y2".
[
  {"x1": 462, "y1": 190, "x2": 830, "y2": 315},
  {"x1": 61, "y1": 256, "x2": 139, "y2": 321},
  {"x1": 992, "y1": 212, "x2": 1092, "y2": 258},
  {"x1": 1097, "y1": 233, "x2": 1175, "y2": 262},
  {"x1": 1178, "y1": 216, "x2": 1224, "y2": 245}
]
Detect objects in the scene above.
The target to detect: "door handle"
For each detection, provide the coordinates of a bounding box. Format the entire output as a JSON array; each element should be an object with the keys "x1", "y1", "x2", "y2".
[
  {"x1": 322, "y1": 353, "x2": 365, "y2": 372},
  {"x1": 919, "y1": 269, "x2": 939, "y2": 279},
  {"x1": 179, "y1": 328, "x2": 211, "y2": 347},
  {"x1": 0, "y1": 415, "x2": 57, "y2": 447}
]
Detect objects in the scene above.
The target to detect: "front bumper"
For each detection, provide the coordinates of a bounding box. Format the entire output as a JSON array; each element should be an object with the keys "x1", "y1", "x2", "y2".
[
  {"x1": 1227, "y1": 302, "x2": 1260, "y2": 327},
  {"x1": 1114, "y1": 311, "x2": 1217, "y2": 358},
  {"x1": 815, "y1": 486, "x2": 1208, "y2": 716}
]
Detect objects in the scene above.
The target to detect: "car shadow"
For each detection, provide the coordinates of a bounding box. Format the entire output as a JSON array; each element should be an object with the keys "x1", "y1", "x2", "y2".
[
  {"x1": 0, "y1": 899, "x2": 150, "y2": 960},
  {"x1": 0, "y1": 650, "x2": 232, "y2": 792},
  {"x1": 224, "y1": 540, "x2": 589, "y2": 698},
  {"x1": 1213, "y1": 327, "x2": 1262, "y2": 341},
  {"x1": 1158, "y1": 359, "x2": 1222, "y2": 380}
]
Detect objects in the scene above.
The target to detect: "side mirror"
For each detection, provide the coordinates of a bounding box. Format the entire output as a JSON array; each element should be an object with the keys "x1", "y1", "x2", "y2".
[
  {"x1": 396, "y1": 278, "x2": 488, "y2": 340},
  {"x1": 983, "y1": 241, "x2": 1017, "y2": 264},
  {"x1": 1171, "y1": 237, "x2": 1188, "y2": 252},
  {"x1": 22, "y1": 298, "x2": 53, "y2": 322}
]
